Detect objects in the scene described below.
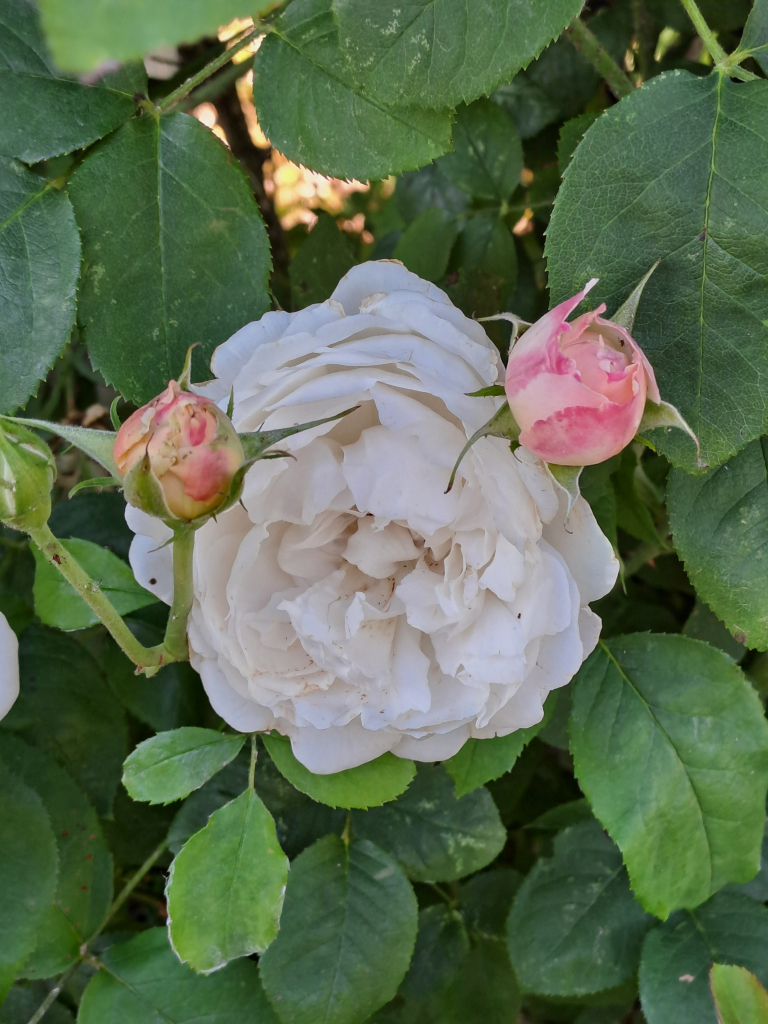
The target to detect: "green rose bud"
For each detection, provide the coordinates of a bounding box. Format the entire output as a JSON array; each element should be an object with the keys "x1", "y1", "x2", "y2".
[{"x1": 0, "y1": 419, "x2": 56, "y2": 531}]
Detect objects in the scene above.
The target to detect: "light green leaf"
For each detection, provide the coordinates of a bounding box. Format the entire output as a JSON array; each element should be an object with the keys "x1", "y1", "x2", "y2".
[
  {"x1": 252, "y1": 0, "x2": 452, "y2": 181},
  {"x1": 668, "y1": 438, "x2": 768, "y2": 651},
  {"x1": 289, "y1": 210, "x2": 356, "y2": 309},
  {"x1": 445, "y1": 691, "x2": 558, "y2": 797},
  {"x1": 437, "y1": 100, "x2": 522, "y2": 202},
  {"x1": 0, "y1": 0, "x2": 138, "y2": 162},
  {"x1": 0, "y1": 761, "x2": 58, "y2": 986},
  {"x1": 710, "y1": 963, "x2": 768, "y2": 1024},
  {"x1": 399, "y1": 905, "x2": 470, "y2": 1004},
  {"x1": 332, "y1": 0, "x2": 585, "y2": 108},
  {"x1": 68, "y1": 112, "x2": 270, "y2": 404},
  {"x1": 123, "y1": 728, "x2": 245, "y2": 805},
  {"x1": 570, "y1": 635, "x2": 768, "y2": 919},
  {"x1": 262, "y1": 733, "x2": 415, "y2": 810},
  {"x1": 507, "y1": 820, "x2": 651, "y2": 997},
  {"x1": 167, "y1": 789, "x2": 288, "y2": 973},
  {"x1": 259, "y1": 835, "x2": 418, "y2": 1024},
  {"x1": 0, "y1": 159, "x2": 79, "y2": 413},
  {"x1": 78, "y1": 927, "x2": 280, "y2": 1023},
  {"x1": 639, "y1": 892, "x2": 768, "y2": 1024},
  {"x1": 392, "y1": 207, "x2": 459, "y2": 283},
  {"x1": 3, "y1": 625, "x2": 128, "y2": 816},
  {"x1": 32, "y1": 537, "x2": 157, "y2": 631},
  {"x1": 352, "y1": 764, "x2": 506, "y2": 882},
  {"x1": 546, "y1": 72, "x2": 768, "y2": 472},
  {"x1": 0, "y1": 735, "x2": 111, "y2": 979}
]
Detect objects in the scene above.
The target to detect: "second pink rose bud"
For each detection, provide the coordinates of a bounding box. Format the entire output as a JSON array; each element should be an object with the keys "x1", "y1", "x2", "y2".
[{"x1": 505, "y1": 280, "x2": 659, "y2": 466}]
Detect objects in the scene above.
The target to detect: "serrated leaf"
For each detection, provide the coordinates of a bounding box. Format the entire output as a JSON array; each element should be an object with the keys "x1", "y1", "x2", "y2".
[
  {"x1": 32, "y1": 537, "x2": 157, "y2": 631},
  {"x1": 352, "y1": 764, "x2": 506, "y2": 882},
  {"x1": 507, "y1": 820, "x2": 651, "y2": 997},
  {"x1": 289, "y1": 210, "x2": 356, "y2": 309},
  {"x1": 167, "y1": 789, "x2": 288, "y2": 973},
  {"x1": 252, "y1": 0, "x2": 452, "y2": 181},
  {"x1": 259, "y1": 835, "x2": 418, "y2": 1024},
  {"x1": 399, "y1": 905, "x2": 470, "y2": 1004},
  {"x1": 392, "y1": 207, "x2": 459, "y2": 283},
  {"x1": 123, "y1": 728, "x2": 245, "y2": 805},
  {"x1": 639, "y1": 892, "x2": 768, "y2": 1024},
  {"x1": 68, "y1": 112, "x2": 270, "y2": 404},
  {"x1": 668, "y1": 438, "x2": 768, "y2": 651},
  {"x1": 0, "y1": 159, "x2": 80, "y2": 413},
  {"x1": 332, "y1": 0, "x2": 585, "y2": 109},
  {"x1": 435, "y1": 938, "x2": 521, "y2": 1024},
  {"x1": 546, "y1": 72, "x2": 768, "y2": 472},
  {"x1": 569, "y1": 635, "x2": 768, "y2": 919},
  {"x1": 78, "y1": 927, "x2": 280, "y2": 1023},
  {"x1": 742, "y1": 0, "x2": 768, "y2": 75},
  {"x1": 458, "y1": 213, "x2": 517, "y2": 295},
  {"x1": 0, "y1": 0, "x2": 138, "y2": 163},
  {"x1": 437, "y1": 100, "x2": 522, "y2": 202},
  {"x1": 262, "y1": 733, "x2": 415, "y2": 810},
  {"x1": 710, "y1": 963, "x2": 768, "y2": 1024}
]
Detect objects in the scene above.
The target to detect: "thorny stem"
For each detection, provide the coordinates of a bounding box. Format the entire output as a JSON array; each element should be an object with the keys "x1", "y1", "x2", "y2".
[{"x1": 568, "y1": 17, "x2": 634, "y2": 99}]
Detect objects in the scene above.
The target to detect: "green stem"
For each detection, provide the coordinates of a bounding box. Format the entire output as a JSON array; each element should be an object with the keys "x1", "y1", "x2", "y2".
[
  {"x1": 678, "y1": 0, "x2": 727, "y2": 64},
  {"x1": 157, "y1": 26, "x2": 265, "y2": 113},
  {"x1": 162, "y1": 528, "x2": 196, "y2": 662},
  {"x1": 568, "y1": 17, "x2": 634, "y2": 99},
  {"x1": 25, "y1": 959, "x2": 81, "y2": 1024},
  {"x1": 249, "y1": 734, "x2": 257, "y2": 791}
]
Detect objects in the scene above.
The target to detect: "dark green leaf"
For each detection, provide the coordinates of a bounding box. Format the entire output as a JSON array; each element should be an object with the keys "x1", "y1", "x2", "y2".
[
  {"x1": 262, "y1": 733, "x2": 415, "y2": 810},
  {"x1": 639, "y1": 892, "x2": 768, "y2": 1024},
  {"x1": 259, "y1": 835, "x2": 418, "y2": 1024},
  {"x1": 668, "y1": 438, "x2": 768, "y2": 651},
  {"x1": 399, "y1": 905, "x2": 470, "y2": 1004},
  {"x1": 392, "y1": 208, "x2": 459, "y2": 282},
  {"x1": 507, "y1": 820, "x2": 651, "y2": 997},
  {"x1": 32, "y1": 538, "x2": 157, "y2": 631},
  {"x1": 252, "y1": 0, "x2": 452, "y2": 181},
  {"x1": 710, "y1": 963, "x2": 768, "y2": 1024},
  {"x1": 352, "y1": 764, "x2": 506, "y2": 882},
  {"x1": 68, "y1": 112, "x2": 270, "y2": 404},
  {"x1": 0, "y1": 0, "x2": 137, "y2": 162},
  {"x1": 101, "y1": 784, "x2": 175, "y2": 868},
  {"x1": 682, "y1": 599, "x2": 746, "y2": 662},
  {"x1": 48, "y1": 492, "x2": 133, "y2": 561},
  {"x1": 167, "y1": 789, "x2": 288, "y2": 973},
  {"x1": 289, "y1": 211, "x2": 356, "y2": 309},
  {"x1": 570, "y1": 635, "x2": 768, "y2": 918},
  {"x1": 459, "y1": 868, "x2": 522, "y2": 939},
  {"x1": 743, "y1": 0, "x2": 768, "y2": 74},
  {"x1": 458, "y1": 213, "x2": 517, "y2": 297},
  {"x1": 547, "y1": 72, "x2": 768, "y2": 472},
  {"x1": 729, "y1": 821, "x2": 768, "y2": 902},
  {"x1": 332, "y1": 0, "x2": 584, "y2": 108},
  {"x1": 434, "y1": 938, "x2": 521, "y2": 1024},
  {"x1": 123, "y1": 728, "x2": 245, "y2": 805},
  {"x1": 612, "y1": 448, "x2": 663, "y2": 547},
  {"x1": 3, "y1": 625, "x2": 128, "y2": 815},
  {"x1": 78, "y1": 927, "x2": 280, "y2": 1023},
  {"x1": 394, "y1": 164, "x2": 469, "y2": 226},
  {"x1": 0, "y1": 159, "x2": 79, "y2": 412},
  {"x1": 558, "y1": 112, "x2": 602, "y2": 174},
  {"x1": 437, "y1": 100, "x2": 522, "y2": 202},
  {"x1": 0, "y1": 983, "x2": 74, "y2": 1023}
]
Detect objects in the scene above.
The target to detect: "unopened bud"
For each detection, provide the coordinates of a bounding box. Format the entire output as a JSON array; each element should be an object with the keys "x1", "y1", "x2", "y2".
[
  {"x1": 0, "y1": 420, "x2": 55, "y2": 531},
  {"x1": 114, "y1": 381, "x2": 244, "y2": 522}
]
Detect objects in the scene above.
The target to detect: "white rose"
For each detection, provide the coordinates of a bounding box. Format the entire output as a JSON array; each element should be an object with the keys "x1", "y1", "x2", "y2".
[
  {"x1": 128, "y1": 262, "x2": 618, "y2": 773},
  {"x1": 0, "y1": 611, "x2": 19, "y2": 721}
]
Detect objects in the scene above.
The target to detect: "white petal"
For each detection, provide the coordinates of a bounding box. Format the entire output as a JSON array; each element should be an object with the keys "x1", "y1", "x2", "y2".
[
  {"x1": 392, "y1": 727, "x2": 470, "y2": 762},
  {"x1": 285, "y1": 718, "x2": 396, "y2": 773},
  {"x1": 0, "y1": 613, "x2": 19, "y2": 720}
]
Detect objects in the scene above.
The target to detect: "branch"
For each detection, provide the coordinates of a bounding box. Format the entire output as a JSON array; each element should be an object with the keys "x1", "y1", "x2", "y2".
[{"x1": 568, "y1": 17, "x2": 634, "y2": 99}]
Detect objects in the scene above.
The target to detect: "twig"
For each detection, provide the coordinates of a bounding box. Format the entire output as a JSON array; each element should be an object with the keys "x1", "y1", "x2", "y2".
[
  {"x1": 158, "y1": 25, "x2": 266, "y2": 113},
  {"x1": 568, "y1": 17, "x2": 634, "y2": 99},
  {"x1": 677, "y1": 0, "x2": 727, "y2": 64}
]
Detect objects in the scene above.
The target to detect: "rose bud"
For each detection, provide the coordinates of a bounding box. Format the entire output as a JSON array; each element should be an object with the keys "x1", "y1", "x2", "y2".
[
  {"x1": 0, "y1": 419, "x2": 56, "y2": 531},
  {"x1": 114, "y1": 381, "x2": 244, "y2": 522},
  {"x1": 505, "y1": 279, "x2": 660, "y2": 466}
]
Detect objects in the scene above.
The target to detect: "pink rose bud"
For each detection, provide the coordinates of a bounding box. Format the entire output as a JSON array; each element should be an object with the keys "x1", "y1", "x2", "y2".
[
  {"x1": 504, "y1": 279, "x2": 660, "y2": 466},
  {"x1": 114, "y1": 381, "x2": 244, "y2": 521}
]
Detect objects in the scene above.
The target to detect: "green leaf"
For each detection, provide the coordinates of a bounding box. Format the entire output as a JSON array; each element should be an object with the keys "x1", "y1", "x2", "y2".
[
  {"x1": 507, "y1": 820, "x2": 651, "y2": 997},
  {"x1": 392, "y1": 208, "x2": 459, "y2": 283},
  {"x1": 459, "y1": 868, "x2": 522, "y2": 939},
  {"x1": 612, "y1": 448, "x2": 663, "y2": 547},
  {"x1": 67, "y1": 112, "x2": 270, "y2": 404},
  {"x1": 32, "y1": 537, "x2": 157, "y2": 631},
  {"x1": 0, "y1": 735, "x2": 111, "y2": 979},
  {"x1": 252, "y1": 0, "x2": 452, "y2": 181},
  {"x1": 668, "y1": 438, "x2": 768, "y2": 651},
  {"x1": 167, "y1": 788, "x2": 288, "y2": 973},
  {"x1": 101, "y1": 784, "x2": 175, "y2": 868},
  {"x1": 683, "y1": 599, "x2": 746, "y2": 663},
  {"x1": 0, "y1": 160, "x2": 79, "y2": 413},
  {"x1": 0, "y1": 761, "x2": 58, "y2": 986},
  {"x1": 445, "y1": 691, "x2": 558, "y2": 797},
  {"x1": 37, "y1": 0, "x2": 273, "y2": 72},
  {"x1": 639, "y1": 892, "x2": 768, "y2": 1024},
  {"x1": 49, "y1": 491, "x2": 133, "y2": 560},
  {"x1": 569, "y1": 635, "x2": 768, "y2": 919},
  {"x1": 259, "y1": 835, "x2": 418, "y2": 1024},
  {"x1": 262, "y1": 733, "x2": 415, "y2": 810},
  {"x1": 433, "y1": 938, "x2": 521, "y2": 1024},
  {"x1": 458, "y1": 213, "x2": 517, "y2": 296},
  {"x1": 123, "y1": 728, "x2": 245, "y2": 805},
  {"x1": 437, "y1": 100, "x2": 522, "y2": 202},
  {"x1": 78, "y1": 927, "x2": 280, "y2": 1023},
  {"x1": 710, "y1": 963, "x2": 768, "y2": 1024},
  {"x1": 352, "y1": 764, "x2": 506, "y2": 882},
  {"x1": 730, "y1": 820, "x2": 768, "y2": 902},
  {"x1": 332, "y1": 0, "x2": 585, "y2": 108},
  {"x1": 289, "y1": 211, "x2": 356, "y2": 309},
  {"x1": 395, "y1": 164, "x2": 469, "y2": 225},
  {"x1": 3, "y1": 625, "x2": 128, "y2": 816},
  {"x1": 546, "y1": 72, "x2": 768, "y2": 472},
  {"x1": 743, "y1": 0, "x2": 768, "y2": 74},
  {"x1": 399, "y1": 905, "x2": 470, "y2": 1004},
  {"x1": 0, "y1": 983, "x2": 74, "y2": 1024},
  {"x1": 0, "y1": 0, "x2": 138, "y2": 162},
  {"x1": 558, "y1": 112, "x2": 602, "y2": 174}
]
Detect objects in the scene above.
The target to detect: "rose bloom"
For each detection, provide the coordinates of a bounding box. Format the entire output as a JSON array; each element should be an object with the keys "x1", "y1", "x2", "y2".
[
  {"x1": 128, "y1": 263, "x2": 618, "y2": 773},
  {"x1": 505, "y1": 279, "x2": 660, "y2": 466},
  {"x1": 0, "y1": 611, "x2": 19, "y2": 722}
]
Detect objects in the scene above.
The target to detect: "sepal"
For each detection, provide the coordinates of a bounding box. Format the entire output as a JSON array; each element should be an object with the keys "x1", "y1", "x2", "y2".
[
  {"x1": 636, "y1": 399, "x2": 704, "y2": 467},
  {"x1": 547, "y1": 463, "x2": 584, "y2": 516},
  {"x1": 611, "y1": 261, "x2": 660, "y2": 332},
  {"x1": 446, "y1": 401, "x2": 520, "y2": 493},
  {"x1": 2, "y1": 415, "x2": 119, "y2": 475}
]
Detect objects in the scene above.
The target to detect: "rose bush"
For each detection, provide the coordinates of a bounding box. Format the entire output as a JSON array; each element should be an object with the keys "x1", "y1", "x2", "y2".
[{"x1": 128, "y1": 262, "x2": 618, "y2": 772}]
